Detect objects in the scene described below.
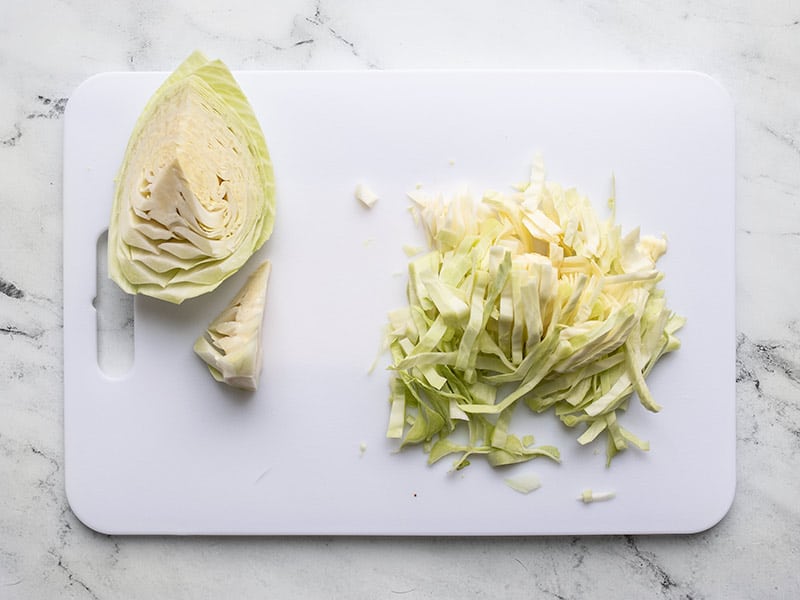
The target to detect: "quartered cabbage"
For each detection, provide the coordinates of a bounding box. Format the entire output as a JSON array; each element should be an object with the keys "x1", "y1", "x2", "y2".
[
  {"x1": 108, "y1": 51, "x2": 275, "y2": 303},
  {"x1": 193, "y1": 260, "x2": 271, "y2": 391},
  {"x1": 384, "y1": 158, "x2": 684, "y2": 469}
]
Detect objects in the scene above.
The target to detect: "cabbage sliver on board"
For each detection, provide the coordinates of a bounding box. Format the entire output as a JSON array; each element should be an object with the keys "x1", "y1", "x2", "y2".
[
  {"x1": 108, "y1": 51, "x2": 275, "y2": 303},
  {"x1": 385, "y1": 159, "x2": 685, "y2": 469}
]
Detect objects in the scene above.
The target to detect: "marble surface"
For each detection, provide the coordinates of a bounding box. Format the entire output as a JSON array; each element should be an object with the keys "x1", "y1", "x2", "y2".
[{"x1": 1, "y1": 0, "x2": 798, "y2": 597}]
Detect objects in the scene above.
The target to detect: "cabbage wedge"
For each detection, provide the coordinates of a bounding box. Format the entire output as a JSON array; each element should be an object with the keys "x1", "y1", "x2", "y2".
[
  {"x1": 109, "y1": 51, "x2": 275, "y2": 303},
  {"x1": 194, "y1": 260, "x2": 271, "y2": 391}
]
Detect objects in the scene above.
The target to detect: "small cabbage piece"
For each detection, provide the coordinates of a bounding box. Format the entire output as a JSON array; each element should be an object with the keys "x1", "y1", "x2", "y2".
[
  {"x1": 194, "y1": 260, "x2": 271, "y2": 391},
  {"x1": 109, "y1": 51, "x2": 275, "y2": 303},
  {"x1": 578, "y1": 489, "x2": 616, "y2": 503},
  {"x1": 504, "y1": 473, "x2": 542, "y2": 494},
  {"x1": 384, "y1": 157, "x2": 684, "y2": 470},
  {"x1": 355, "y1": 183, "x2": 379, "y2": 208}
]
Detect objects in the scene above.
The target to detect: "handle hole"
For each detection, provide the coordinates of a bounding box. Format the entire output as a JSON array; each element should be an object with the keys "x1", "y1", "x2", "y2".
[{"x1": 96, "y1": 231, "x2": 134, "y2": 377}]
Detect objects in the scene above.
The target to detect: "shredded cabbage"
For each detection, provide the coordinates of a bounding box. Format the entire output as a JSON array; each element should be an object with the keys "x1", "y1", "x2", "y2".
[
  {"x1": 109, "y1": 51, "x2": 275, "y2": 303},
  {"x1": 384, "y1": 157, "x2": 684, "y2": 470}
]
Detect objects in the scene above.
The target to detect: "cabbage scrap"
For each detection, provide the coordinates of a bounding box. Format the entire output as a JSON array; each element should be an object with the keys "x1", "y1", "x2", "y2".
[
  {"x1": 578, "y1": 489, "x2": 616, "y2": 503},
  {"x1": 109, "y1": 51, "x2": 275, "y2": 303},
  {"x1": 194, "y1": 260, "x2": 271, "y2": 391},
  {"x1": 355, "y1": 183, "x2": 379, "y2": 208},
  {"x1": 384, "y1": 158, "x2": 684, "y2": 469},
  {"x1": 504, "y1": 473, "x2": 542, "y2": 494}
]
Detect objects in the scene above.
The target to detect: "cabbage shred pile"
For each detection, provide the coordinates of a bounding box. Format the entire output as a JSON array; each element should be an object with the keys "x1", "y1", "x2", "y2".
[{"x1": 385, "y1": 159, "x2": 684, "y2": 468}]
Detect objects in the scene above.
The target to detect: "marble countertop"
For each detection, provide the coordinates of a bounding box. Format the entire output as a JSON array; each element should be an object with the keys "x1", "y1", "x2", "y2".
[{"x1": 2, "y1": 0, "x2": 798, "y2": 597}]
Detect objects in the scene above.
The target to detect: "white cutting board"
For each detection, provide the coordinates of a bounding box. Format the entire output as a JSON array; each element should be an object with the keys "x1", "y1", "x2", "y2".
[{"x1": 63, "y1": 70, "x2": 735, "y2": 535}]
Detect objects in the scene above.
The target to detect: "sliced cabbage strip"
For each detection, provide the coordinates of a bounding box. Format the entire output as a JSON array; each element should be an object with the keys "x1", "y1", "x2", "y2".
[
  {"x1": 194, "y1": 260, "x2": 271, "y2": 391},
  {"x1": 109, "y1": 51, "x2": 275, "y2": 303}
]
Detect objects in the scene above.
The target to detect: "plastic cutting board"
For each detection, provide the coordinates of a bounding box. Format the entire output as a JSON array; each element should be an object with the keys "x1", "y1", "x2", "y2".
[{"x1": 63, "y1": 70, "x2": 736, "y2": 535}]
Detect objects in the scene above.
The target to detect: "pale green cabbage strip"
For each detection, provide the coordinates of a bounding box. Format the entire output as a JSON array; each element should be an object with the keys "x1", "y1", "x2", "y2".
[
  {"x1": 109, "y1": 51, "x2": 275, "y2": 303},
  {"x1": 385, "y1": 158, "x2": 684, "y2": 469}
]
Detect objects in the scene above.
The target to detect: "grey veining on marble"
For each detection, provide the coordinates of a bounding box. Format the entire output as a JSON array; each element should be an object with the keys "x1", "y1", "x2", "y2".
[{"x1": 1, "y1": 0, "x2": 799, "y2": 598}]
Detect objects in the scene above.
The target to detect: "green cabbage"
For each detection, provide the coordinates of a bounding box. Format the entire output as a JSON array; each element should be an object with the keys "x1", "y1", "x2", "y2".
[
  {"x1": 385, "y1": 158, "x2": 684, "y2": 469},
  {"x1": 193, "y1": 260, "x2": 271, "y2": 391},
  {"x1": 108, "y1": 51, "x2": 275, "y2": 303}
]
